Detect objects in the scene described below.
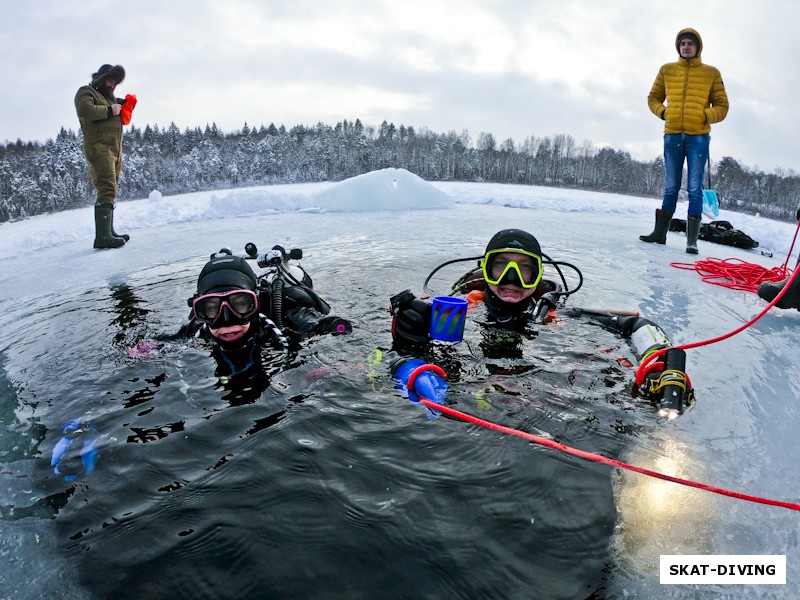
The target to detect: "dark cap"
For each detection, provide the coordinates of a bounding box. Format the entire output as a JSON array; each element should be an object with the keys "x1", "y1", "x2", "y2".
[
  {"x1": 485, "y1": 229, "x2": 542, "y2": 257},
  {"x1": 197, "y1": 256, "x2": 258, "y2": 295}
]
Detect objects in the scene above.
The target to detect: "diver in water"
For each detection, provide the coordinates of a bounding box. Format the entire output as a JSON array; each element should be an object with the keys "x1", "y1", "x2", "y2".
[
  {"x1": 389, "y1": 228, "x2": 693, "y2": 418},
  {"x1": 758, "y1": 261, "x2": 800, "y2": 311},
  {"x1": 757, "y1": 204, "x2": 800, "y2": 310},
  {"x1": 177, "y1": 247, "x2": 351, "y2": 382}
]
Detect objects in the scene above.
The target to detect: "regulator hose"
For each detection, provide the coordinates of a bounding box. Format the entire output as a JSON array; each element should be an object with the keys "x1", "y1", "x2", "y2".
[{"x1": 272, "y1": 277, "x2": 285, "y2": 329}]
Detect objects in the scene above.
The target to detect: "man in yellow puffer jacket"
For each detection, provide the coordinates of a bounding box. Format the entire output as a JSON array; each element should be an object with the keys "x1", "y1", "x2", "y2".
[{"x1": 640, "y1": 28, "x2": 729, "y2": 255}]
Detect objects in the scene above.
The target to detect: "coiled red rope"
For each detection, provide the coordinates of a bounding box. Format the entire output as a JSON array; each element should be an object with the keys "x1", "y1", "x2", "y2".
[
  {"x1": 634, "y1": 220, "x2": 800, "y2": 385},
  {"x1": 670, "y1": 219, "x2": 800, "y2": 293},
  {"x1": 670, "y1": 257, "x2": 789, "y2": 293},
  {"x1": 419, "y1": 397, "x2": 800, "y2": 512},
  {"x1": 635, "y1": 266, "x2": 800, "y2": 387}
]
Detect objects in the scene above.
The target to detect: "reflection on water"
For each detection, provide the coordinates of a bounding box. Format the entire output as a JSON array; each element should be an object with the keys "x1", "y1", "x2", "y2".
[
  {"x1": 613, "y1": 437, "x2": 719, "y2": 575},
  {"x1": 109, "y1": 282, "x2": 151, "y2": 347}
]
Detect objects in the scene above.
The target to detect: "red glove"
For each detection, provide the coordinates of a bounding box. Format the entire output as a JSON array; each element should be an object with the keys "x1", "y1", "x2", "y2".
[{"x1": 120, "y1": 94, "x2": 137, "y2": 125}]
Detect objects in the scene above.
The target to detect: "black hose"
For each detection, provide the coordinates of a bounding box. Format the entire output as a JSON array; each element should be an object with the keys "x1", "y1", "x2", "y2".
[
  {"x1": 271, "y1": 278, "x2": 285, "y2": 329},
  {"x1": 423, "y1": 256, "x2": 484, "y2": 295},
  {"x1": 425, "y1": 253, "x2": 583, "y2": 299},
  {"x1": 279, "y1": 264, "x2": 331, "y2": 314},
  {"x1": 541, "y1": 254, "x2": 583, "y2": 298}
]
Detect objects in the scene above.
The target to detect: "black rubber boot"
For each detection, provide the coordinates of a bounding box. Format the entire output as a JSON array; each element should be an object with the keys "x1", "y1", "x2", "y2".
[
  {"x1": 639, "y1": 209, "x2": 673, "y2": 244},
  {"x1": 93, "y1": 204, "x2": 126, "y2": 249},
  {"x1": 686, "y1": 216, "x2": 701, "y2": 254},
  {"x1": 110, "y1": 205, "x2": 130, "y2": 242},
  {"x1": 758, "y1": 273, "x2": 800, "y2": 310}
]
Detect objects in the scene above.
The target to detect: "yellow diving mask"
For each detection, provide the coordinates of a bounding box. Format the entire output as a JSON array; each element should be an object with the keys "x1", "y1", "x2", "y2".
[{"x1": 481, "y1": 248, "x2": 543, "y2": 289}]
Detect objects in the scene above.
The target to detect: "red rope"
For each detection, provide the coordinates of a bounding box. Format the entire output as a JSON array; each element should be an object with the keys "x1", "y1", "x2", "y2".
[
  {"x1": 670, "y1": 219, "x2": 800, "y2": 293},
  {"x1": 782, "y1": 218, "x2": 800, "y2": 270},
  {"x1": 407, "y1": 363, "x2": 448, "y2": 393},
  {"x1": 671, "y1": 257, "x2": 789, "y2": 293},
  {"x1": 419, "y1": 398, "x2": 800, "y2": 512},
  {"x1": 634, "y1": 222, "x2": 800, "y2": 384},
  {"x1": 635, "y1": 266, "x2": 800, "y2": 385}
]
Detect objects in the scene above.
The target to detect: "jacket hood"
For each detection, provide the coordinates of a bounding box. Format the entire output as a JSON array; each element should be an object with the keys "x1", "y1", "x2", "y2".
[{"x1": 675, "y1": 28, "x2": 703, "y2": 57}]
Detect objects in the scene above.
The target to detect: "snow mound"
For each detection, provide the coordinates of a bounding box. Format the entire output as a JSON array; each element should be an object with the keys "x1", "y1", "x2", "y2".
[{"x1": 313, "y1": 168, "x2": 452, "y2": 212}]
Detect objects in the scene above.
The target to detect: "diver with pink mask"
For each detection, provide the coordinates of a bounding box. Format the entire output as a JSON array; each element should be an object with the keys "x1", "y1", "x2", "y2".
[{"x1": 180, "y1": 249, "x2": 351, "y2": 380}]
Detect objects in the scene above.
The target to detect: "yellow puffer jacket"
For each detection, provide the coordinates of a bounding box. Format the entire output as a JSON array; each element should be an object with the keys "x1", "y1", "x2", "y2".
[{"x1": 647, "y1": 28, "x2": 729, "y2": 135}]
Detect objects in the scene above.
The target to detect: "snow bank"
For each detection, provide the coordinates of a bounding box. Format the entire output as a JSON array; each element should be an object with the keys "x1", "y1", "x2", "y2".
[{"x1": 313, "y1": 168, "x2": 452, "y2": 212}]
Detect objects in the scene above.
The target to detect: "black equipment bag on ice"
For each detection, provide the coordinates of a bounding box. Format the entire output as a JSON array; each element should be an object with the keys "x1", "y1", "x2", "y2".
[
  {"x1": 669, "y1": 218, "x2": 759, "y2": 249},
  {"x1": 699, "y1": 220, "x2": 759, "y2": 249},
  {"x1": 669, "y1": 218, "x2": 687, "y2": 232}
]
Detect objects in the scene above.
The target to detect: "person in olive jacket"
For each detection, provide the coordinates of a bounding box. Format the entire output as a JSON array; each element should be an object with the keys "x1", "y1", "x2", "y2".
[
  {"x1": 74, "y1": 64, "x2": 130, "y2": 249},
  {"x1": 640, "y1": 28, "x2": 729, "y2": 254}
]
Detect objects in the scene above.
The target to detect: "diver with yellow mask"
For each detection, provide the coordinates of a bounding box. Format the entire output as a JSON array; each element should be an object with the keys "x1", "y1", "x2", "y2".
[{"x1": 389, "y1": 228, "x2": 693, "y2": 418}]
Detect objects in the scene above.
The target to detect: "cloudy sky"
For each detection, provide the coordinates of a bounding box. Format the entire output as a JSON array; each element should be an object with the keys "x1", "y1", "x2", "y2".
[{"x1": 3, "y1": 0, "x2": 799, "y2": 173}]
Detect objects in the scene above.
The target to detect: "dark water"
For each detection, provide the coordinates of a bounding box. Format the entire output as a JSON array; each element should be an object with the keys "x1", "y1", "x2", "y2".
[{"x1": 1, "y1": 203, "x2": 799, "y2": 599}]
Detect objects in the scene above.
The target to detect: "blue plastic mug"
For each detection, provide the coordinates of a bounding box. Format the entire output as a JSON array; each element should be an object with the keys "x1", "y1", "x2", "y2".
[{"x1": 430, "y1": 296, "x2": 468, "y2": 342}]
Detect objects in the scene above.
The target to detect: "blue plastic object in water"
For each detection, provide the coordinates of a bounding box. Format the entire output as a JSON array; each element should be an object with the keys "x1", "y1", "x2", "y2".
[
  {"x1": 391, "y1": 358, "x2": 448, "y2": 419},
  {"x1": 51, "y1": 419, "x2": 99, "y2": 481}
]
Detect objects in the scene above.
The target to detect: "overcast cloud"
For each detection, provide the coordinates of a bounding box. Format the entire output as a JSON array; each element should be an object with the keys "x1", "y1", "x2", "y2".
[{"x1": 2, "y1": 0, "x2": 798, "y2": 172}]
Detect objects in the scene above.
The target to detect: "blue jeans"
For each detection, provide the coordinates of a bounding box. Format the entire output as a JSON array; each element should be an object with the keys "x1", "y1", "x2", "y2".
[{"x1": 661, "y1": 133, "x2": 710, "y2": 218}]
